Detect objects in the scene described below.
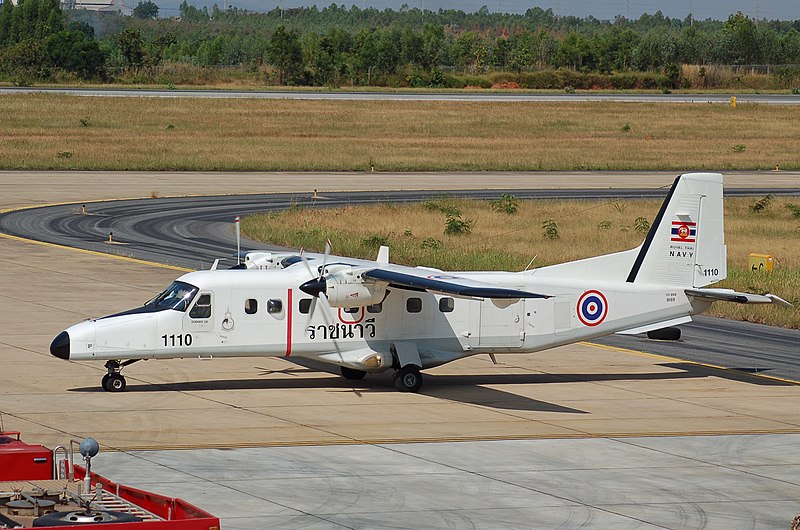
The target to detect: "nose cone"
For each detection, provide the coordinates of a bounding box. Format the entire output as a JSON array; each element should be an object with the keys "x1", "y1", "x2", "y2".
[{"x1": 50, "y1": 331, "x2": 70, "y2": 360}]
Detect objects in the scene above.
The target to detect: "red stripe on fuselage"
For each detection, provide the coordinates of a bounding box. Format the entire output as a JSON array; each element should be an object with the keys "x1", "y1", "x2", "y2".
[{"x1": 285, "y1": 288, "x2": 293, "y2": 357}]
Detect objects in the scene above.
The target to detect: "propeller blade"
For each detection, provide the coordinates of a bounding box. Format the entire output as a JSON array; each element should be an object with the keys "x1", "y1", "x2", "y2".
[
  {"x1": 235, "y1": 216, "x2": 241, "y2": 265},
  {"x1": 314, "y1": 292, "x2": 343, "y2": 361},
  {"x1": 318, "y1": 239, "x2": 331, "y2": 280},
  {"x1": 306, "y1": 296, "x2": 318, "y2": 323}
]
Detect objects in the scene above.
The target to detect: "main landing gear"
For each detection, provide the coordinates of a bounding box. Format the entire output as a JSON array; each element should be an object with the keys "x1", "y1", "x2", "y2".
[
  {"x1": 102, "y1": 360, "x2": 140, "y2": 392},
  {"x1": 393, "y1": 365, "x2": 423, "y2": 393},
  {"x1": 339, "y1": 365, "x2": 424, "y2": 392}
]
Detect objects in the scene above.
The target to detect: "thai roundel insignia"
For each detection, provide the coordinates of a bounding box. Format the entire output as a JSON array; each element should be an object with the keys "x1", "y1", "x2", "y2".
[{"x1": 577, "y1": 290, "x2": 608, "y2": 327}]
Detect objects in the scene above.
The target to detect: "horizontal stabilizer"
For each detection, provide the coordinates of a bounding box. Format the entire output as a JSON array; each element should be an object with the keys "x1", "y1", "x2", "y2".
[
  {"x1": 363, "y1": 269, "x2": 550, "y2": 299},
  {"x1": 686, "y1": 288, "x2": 793, "y2": 307}
]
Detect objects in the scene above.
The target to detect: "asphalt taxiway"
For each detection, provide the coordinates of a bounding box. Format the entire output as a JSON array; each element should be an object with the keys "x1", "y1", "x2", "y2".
[{"x1": 1, "y1": 171, "x2": 799, "y2": 529}]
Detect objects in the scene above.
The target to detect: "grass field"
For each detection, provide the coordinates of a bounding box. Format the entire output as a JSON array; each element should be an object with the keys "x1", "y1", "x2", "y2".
[
  {"x1": 2, "y1": 94, "x2": 800, "y2": 171},
  {"x1": 242, "y1": 196, "x2": 800, "y2": 328}
]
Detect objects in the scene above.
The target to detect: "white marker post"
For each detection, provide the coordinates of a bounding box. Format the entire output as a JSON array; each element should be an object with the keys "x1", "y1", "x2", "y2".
[{"x1": 235, "y1": 216, "x2": 241, "y2": 265}]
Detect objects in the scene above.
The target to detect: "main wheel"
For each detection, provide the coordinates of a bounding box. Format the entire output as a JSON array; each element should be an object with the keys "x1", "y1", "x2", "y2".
[
  {"x1": 394, "y1": 366, "x2": 423, "y2": 393},
  {"x1": 341, "y1": 366, "x2": 367, "y2": 380},
  {"x1": 647, "y1": 327, "x2": 681, "y2": 341},
  {"x1": 101, "y1": 374, "x2": 110, "y2": 390},
  {"x1": 103, "y1": 373, "x2": 126, "y2": 392}
]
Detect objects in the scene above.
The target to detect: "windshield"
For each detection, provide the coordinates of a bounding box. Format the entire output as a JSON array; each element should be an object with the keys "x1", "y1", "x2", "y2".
[{"x1": 145, "y1": 281, "x2": 198, "y2": 312}]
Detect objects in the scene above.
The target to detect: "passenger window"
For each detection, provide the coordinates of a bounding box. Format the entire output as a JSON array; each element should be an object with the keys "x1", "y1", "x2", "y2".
[
  {"x1": 189, "y1": 294, "x2": 212, "y2": 319},
  {"x1": 267, "y1": 299, "x2": 283, "y2": 314},
  {"x1": 367, "y1": 303, "x2": 382, "y2": 314},
  {"x1": 439, "y1": 297, "x2": 455, "y2": 313},
  {"x1": 299, "y1": 299, "x2": 312, "y2": 314},
  {"x1": 406, "y1": 298, "x2": 422, "y2": 313},
  {"x1": 344, "y1": 307, "x2": 359, "y2": 314},
  {"x1": 245, "y1": 299, "x2": 258, "y2": 315}
]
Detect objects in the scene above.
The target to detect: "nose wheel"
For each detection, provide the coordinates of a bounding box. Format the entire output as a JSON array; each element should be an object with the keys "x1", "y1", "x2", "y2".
[
  {"x1": 102, "y1": 373, "x2": 127, "y2": 392},
  {"x1": 101, "y1": 359, "x2": 138, "y2": 392}
]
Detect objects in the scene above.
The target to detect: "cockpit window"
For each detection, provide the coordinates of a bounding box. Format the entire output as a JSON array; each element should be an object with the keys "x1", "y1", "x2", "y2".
[
  {"x1": 190, "y1": 294, "x2": 212, "y2": 319},
  {"x1": 145, "y1": 281, "x2": 198, "y2": 312},
  {"x1": 280, "y1": 255, "x2": 304, "y2": 268}
]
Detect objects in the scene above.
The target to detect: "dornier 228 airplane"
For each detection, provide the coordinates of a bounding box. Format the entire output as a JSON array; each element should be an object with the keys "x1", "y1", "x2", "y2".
[{"x1": 50, "y1": 173, "x2": 791, "y2": 393}]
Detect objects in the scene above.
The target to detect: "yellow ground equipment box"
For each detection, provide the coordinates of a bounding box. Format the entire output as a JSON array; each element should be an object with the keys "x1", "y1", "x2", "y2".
[{"x1": 748, "y1": 253, "x2": 774, "y2": 273}]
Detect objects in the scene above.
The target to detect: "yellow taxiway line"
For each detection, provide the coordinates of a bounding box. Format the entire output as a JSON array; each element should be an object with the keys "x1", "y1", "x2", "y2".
[{"x1": 0, "y1": 232, "x2": 191, "y2": 273}]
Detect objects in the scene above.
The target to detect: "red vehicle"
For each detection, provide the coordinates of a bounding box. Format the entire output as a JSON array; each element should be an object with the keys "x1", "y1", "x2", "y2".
[{"x1": 0, "y1": 431, "x2": 220, "y2": 529}]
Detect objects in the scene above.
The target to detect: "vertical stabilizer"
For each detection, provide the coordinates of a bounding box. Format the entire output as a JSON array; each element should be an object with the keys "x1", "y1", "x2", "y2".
[{"x1": 626, "y1": 173, "x2": 726, "y2": 288}]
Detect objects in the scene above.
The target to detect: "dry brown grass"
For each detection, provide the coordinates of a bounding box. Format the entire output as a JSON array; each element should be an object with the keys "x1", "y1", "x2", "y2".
[
  {"x1": 242, "y1": 196, "x2": 800, "y2": 328},
  {"x1": 1, "y1": 94, "x2": 800, "y2": 171}
]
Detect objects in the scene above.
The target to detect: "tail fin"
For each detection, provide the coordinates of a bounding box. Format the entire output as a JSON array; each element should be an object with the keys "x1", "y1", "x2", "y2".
[{"x1": 626, "y1": 172, "x2": 726, "y2": 287}]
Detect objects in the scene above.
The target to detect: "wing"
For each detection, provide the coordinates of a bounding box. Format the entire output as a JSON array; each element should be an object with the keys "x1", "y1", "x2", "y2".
[{"x1": 362, "y1": 267, "x2": 550, "y2": 299}]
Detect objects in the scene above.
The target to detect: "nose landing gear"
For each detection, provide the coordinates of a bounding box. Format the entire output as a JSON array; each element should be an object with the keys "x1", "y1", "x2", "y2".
[{"x1": 101, "y1": 360, "x2": 140, "y2": 392}]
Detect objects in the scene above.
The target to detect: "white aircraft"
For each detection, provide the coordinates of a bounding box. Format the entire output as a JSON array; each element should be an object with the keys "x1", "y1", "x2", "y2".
[{"x1": 50, "y1": 173, "x2": 790, "y2": 393}]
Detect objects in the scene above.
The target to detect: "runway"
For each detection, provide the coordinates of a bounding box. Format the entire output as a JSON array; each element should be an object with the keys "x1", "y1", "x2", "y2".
[{"x1": 3, "y1": 86, "x2": 800, "y2": 104}]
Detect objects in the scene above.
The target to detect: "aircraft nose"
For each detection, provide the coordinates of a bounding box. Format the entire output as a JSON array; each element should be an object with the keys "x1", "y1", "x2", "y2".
[{"x1": 50, "y1": 331, "x2": 70, "y2": 360}]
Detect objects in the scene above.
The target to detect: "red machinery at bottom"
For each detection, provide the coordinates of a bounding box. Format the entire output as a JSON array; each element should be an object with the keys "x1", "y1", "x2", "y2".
[{"x1": 0, "y1": 431, "x2": 220, "y2": 530}]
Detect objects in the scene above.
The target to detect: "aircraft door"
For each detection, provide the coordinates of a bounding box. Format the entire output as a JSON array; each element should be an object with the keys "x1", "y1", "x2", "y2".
[{"x1": 478, "y1": 299, "x2": 524, "y2": 348}]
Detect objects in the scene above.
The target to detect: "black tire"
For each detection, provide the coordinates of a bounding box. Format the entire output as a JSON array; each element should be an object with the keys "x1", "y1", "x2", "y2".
[
  {"x1": 34, "y1": 510, "x2": 141, "y2": 526},
  {"x1": 394, "y1": 366, "x2": 423, "y2": 393},
  {"x1": 100, "y1": 374, "x2": 110, "y2": 390},
  {"x1": 340, "y1": 366, "x2": 367, "y2": 380},
  {"x1": 647, "y1": 327, "x2": 681, "y2": 341},
  {"x1": 104, "y1": 373, "x2": 126, "y2": 392}
]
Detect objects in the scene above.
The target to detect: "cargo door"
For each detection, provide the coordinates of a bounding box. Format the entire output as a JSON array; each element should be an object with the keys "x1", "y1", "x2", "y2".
[{"x1": 478, "y1": 299, "x2": 524, "y2": 347}]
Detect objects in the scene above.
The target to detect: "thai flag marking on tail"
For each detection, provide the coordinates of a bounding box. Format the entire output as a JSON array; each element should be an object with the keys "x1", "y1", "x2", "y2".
[{"x1": 671, "y1": 221, "x2": 697, "y2": 243}]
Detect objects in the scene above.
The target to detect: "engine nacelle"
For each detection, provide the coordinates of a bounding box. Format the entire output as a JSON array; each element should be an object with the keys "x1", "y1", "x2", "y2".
[
  {"x1": 325, "y1": 269, "x2": 386, "y2": 307},
  {"x1": 243, "y1": 252, "x2": 277, "y2": 270}
]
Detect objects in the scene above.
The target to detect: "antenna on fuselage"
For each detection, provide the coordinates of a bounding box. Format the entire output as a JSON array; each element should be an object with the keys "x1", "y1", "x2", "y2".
[
  {"x1": 235, "y1": 216, "x2": 241, "y2": 265},
  {"x1": 524, "y1": 255, "x2": 537, "y2": 271}
]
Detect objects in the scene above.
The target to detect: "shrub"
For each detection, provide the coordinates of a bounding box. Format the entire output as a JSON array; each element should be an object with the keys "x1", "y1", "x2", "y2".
[
  {"x1": 634, "y1": 216, "x2": 650, "y2": 233},
  {"x1": 460, "y1": 75, "x2": 492, "y2": 88},
  {"x1": 518, "y1": 70, "x2": 563, "y2": 89},
  {"x1": 421, "y1": 237, "x2": 442, "y2": 250},
  {"x1": 444, "y1": 216, "x2": 473, "y2": 235},
  {"x1": 424, "y1": 200, "x2": 461, "y2": 217},
  {"x1": 490, "y1": 194, "x2": 519, "y2": 215},
  {"x1": 541, "y1": 219, "x2": 559, "y2": 239},
  {"x1": 750, "y1": 194, "x2": 775, "y2": 213},
  {"x1": 785, "y1": 204, "x2": 800, "y2": 218},
  {"x1": 362, "y1": 234, "x2": 390, "y2": 248}
]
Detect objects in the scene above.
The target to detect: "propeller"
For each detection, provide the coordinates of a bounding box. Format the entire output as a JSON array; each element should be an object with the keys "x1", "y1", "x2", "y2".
[
  {"x1": 299, "y1": 240, "x2": 331, "y2": 316},
  {"x1": 298, "y1": 241, "x2": 343, "y2": 362}
]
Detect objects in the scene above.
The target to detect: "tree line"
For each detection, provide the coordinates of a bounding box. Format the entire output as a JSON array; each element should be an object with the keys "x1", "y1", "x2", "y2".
[{"x1": 2, "y1": 1, "x2": 800, "y2": 87}]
